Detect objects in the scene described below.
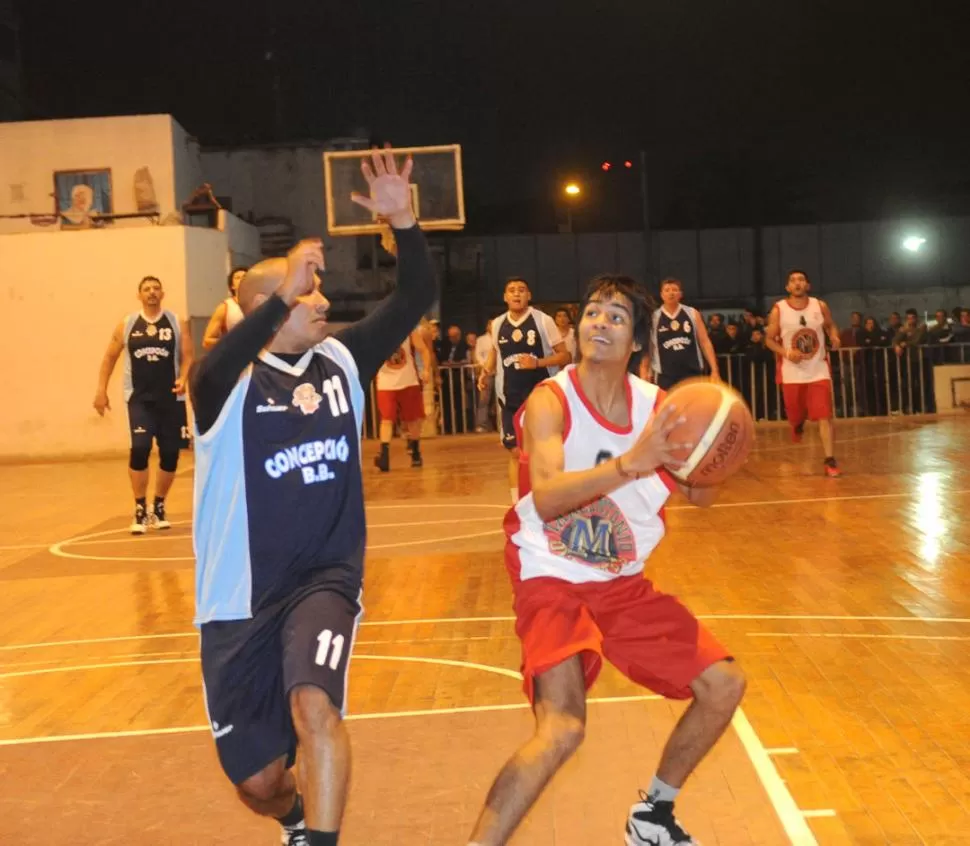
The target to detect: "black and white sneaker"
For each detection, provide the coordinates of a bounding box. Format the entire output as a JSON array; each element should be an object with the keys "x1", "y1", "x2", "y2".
[
  {"x1": 130, "y1": 504, "x2": 149, "y2": 535},
  {"x1": 625, "y1": 793, "x2": 698, "y2": 845},
  {"x1": 150, "y1": 500, "x2": 171, "y2": 530},
  {"x1": 280, "y1": 824, "x2": 309, "y2": 846}
]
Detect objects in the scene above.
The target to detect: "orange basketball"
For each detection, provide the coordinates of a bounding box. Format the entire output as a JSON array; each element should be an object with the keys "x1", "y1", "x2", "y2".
[{"x1": 655, "y1": 378, "x2": 755, "y2": 488}]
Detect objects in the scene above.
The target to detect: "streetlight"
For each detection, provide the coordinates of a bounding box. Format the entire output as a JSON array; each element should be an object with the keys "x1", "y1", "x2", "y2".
[
  {"x1": 902, "y1": 235, "x2": 926, "y2": 253},
  {"x1": 563, "y1": 182, "x2": 581, "y2": 232}
]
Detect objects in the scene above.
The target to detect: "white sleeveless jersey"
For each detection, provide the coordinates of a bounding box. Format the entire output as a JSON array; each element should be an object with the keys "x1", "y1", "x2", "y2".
[
  {"x1": 777, "y1": 297, "x2": 830, "y2": 384},
  {"x1": 506, "y1": 366, "x2": 676, "y2": 585},
  {"x1": 376, "y1": 337, "x2": 419, "y2": 391},
  {"x1": 225, "y1": 296, "x2": 244, "y2": 330}
]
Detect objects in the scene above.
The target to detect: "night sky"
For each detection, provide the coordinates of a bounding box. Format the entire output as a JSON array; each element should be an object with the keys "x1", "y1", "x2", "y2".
[{"x1": 16, "y1": 0, "x2": 970, "y2": 232}]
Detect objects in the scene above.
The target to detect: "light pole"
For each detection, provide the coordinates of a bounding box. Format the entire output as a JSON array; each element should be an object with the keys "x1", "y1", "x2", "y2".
[{"x1": 564, "y1": 182, "x2": 581, "y2": 232}]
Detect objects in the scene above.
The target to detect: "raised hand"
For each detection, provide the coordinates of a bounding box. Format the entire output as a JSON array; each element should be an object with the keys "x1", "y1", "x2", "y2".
[
  {"x1": 350, "y1": 145, "x2": 416, "y2": 229},
  {"x1": 280, "y1": 239, "x2": 324, "y2": 306},
  {"x1": 620, "y1": 403, "x2": 693, "y2": 476}
]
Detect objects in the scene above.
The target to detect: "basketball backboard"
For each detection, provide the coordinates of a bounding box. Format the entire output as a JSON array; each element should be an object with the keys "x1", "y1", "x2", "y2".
[{"x1": 324, "y1": 144, "x2": 465, "y2": 236}]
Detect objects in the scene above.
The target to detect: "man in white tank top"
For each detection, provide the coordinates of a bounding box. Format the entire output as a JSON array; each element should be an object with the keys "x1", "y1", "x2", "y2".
[
  {"x1": 467, "y1": 276, "x2": 745, "y2": 846},
  {"x1": 202, "y1": 267, "x2": 249, "y2": 350},
  {"x1": 764, "y1": 269, "x2": 843, "y2": 477},
  {"x1": 374, "y1": 326, "x2": 432, "y2": 471}
]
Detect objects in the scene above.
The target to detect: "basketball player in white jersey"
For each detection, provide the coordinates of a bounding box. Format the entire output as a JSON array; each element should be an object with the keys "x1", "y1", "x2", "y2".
[
  {"x1": 764, "y1": 269, "x2": 843, "y2": 477},
  {"x1": 467, "y1": 275, "x2": 745, "y2": 846},
  {"x1": 203, "y1": 266, "x2": 249, "y2": 349},
  {"x1": 374, "y1": 325, "x2": 432, "y2": 471},
  {"x1": 93, "y1": 276, "x2": 194, "y2": 532},
  {"x1": 478, "y1": 278, "x2": 571, "y2": 502}
]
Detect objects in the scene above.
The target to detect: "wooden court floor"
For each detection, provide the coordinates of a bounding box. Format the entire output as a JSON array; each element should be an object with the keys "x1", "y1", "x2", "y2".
[{"x1": 1, "y1": 415, "x2": 969, "y2": 845}]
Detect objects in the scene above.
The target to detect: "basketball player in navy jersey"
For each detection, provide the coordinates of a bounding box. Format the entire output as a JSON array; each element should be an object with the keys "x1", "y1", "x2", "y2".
[
  {"x1": 202, "y1": 266, "x2": 249, "y2": 349},
  {"x1": 647, "y1": 278, "x2": 720, "y2": 389},
  {"x1": 93, "y1": 276, "x2": 194, "y2": 533},
  {"x1": 189, "y1": 148, "x2": 434, "y2": 846},
  {"x1": 467, "y1": 275, "x2": 745, "y2": 846},
  {"x1": 478, "y1": 278, "x2": 571, "y2": 502}
]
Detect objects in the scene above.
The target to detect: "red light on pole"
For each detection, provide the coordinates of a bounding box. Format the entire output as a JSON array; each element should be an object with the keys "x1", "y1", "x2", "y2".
[
  {"x1": 624, "y1": 160, "x2": 633, "y2": 168},
  {"x1": 601, "y1": 162, "x2": 611, "y2": 171}
]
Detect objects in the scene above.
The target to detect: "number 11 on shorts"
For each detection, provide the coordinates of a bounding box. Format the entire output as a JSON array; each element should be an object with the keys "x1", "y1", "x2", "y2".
[{"x1": 315, "y1": 628, "x2": 345, "y2": 670}]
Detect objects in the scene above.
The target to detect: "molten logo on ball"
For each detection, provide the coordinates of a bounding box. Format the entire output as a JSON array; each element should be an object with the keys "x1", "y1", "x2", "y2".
[{"x1": 700, "y1": 421, "x2": 741, "y2": 478}]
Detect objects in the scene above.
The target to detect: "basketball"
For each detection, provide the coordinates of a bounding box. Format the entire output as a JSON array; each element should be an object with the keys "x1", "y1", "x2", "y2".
[{"x1": 656, "y1": 378, "x2": 755, "y2": 487}]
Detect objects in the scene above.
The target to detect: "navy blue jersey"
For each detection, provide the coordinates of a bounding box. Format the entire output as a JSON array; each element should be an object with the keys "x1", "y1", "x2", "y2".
[
  {"x1": 491, "y1": 307, "x2": 562, "y2": 409},
  {"x1": 123, "y1": 311, "x2": 182, "y2": 403},
  {"x1": 192, "y1": 339, "x2": 365, "y2": 624},
  {"x1": 650, "y1": 306, "x2": 704, "y2": 381}
]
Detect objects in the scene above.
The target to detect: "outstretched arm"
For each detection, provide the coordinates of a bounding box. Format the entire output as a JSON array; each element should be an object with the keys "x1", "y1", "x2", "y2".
[{"x1": 334, "y1": 148, "x2": 435, "y2": 386}]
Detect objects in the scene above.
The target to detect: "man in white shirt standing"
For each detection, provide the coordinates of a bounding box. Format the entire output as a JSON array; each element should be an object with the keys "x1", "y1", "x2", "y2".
[{"x1": 474, "y1": 320, "x2": 495, "y2": 431}]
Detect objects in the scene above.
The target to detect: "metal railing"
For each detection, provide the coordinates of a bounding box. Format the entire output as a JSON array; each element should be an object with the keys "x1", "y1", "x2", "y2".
[
  {"x1": 716, "y1": 342, "x2": 970, "y2": 421},
  {"x1": 361, "y1": 344, "x2": 970, "y2": 438}
]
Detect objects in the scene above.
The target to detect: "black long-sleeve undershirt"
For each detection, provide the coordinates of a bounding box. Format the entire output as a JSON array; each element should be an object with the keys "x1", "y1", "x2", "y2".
[{"x1": 190, "y1": 225, "x2": 436, "y2": 435}]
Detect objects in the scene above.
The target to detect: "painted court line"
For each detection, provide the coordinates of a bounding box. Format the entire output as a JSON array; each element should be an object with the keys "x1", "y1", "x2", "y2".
[
  {"x1": 5, "y1": 613, "x2": 970, "y2": 652},
  {"x1": 766, "y1": 747, "x2": 801, "y2": 756},
  {"x1": 748, "y1": 632, "x2": 970, "y2": 642},
  {"x1": 732, "y1": 707, "x2": 819, "y2": 845},
  {"x1": 800, "y1": 810, "x2": 837, "y2": 819},
  {"x1": 0, "y1": 694, "x2": 661, "y2": 748}
]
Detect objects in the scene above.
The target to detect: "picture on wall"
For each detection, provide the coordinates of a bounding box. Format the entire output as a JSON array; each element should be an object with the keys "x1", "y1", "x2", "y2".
[{"x1": 54, "y1": 168, "x2": 113, "y2": 229}]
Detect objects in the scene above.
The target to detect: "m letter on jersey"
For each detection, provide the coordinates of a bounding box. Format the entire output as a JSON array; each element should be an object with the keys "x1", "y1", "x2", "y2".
[{"x1": 543, "y1": 496, "x2": 637, "y2": 574}]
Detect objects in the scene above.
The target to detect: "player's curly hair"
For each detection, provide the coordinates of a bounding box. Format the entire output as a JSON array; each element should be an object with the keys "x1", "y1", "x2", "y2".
[{"x1": 580, "y1": 274, "x2": 657, "y2": 374}]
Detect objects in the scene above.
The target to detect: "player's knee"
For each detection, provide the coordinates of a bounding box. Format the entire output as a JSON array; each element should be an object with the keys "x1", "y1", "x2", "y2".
[
  {"x1": 694, "y1": 661, "x2": 746, "y2": 713},
  {"x1": 129, "y1": 444, "x2": 151, "y2": 471},
  {"x1": 237, "y1": 761, "x2": 288, "y2": 805},
  {"x1": 290, "y1": 684, "x2": 341, "y2": 742},
  {"x1": 158, "y1": 446, "x2": 180, "y2": 473},
  {"x1": 537, "y1": 712, "x2": 586, "y2": 761}
]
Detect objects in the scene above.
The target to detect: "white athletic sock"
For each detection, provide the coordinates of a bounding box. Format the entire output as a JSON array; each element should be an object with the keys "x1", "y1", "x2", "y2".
[{"x1": 647, "y1": 775, "x2": 680, "y2": 803}]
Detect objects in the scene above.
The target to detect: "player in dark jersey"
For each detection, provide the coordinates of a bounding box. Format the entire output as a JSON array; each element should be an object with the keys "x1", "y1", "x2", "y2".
[
  {"x1": 189, "y1": 149, "x2": 434, "y2": 846},
  {"x1": 646, "y1": 278, "x2": 720, "y2": 390},
  {"x1": 478, "y1": 278, "x2": 571, "y2": 502},
  {"x1": 93, "y1": 276, "x2": 194, "y2": 534}
]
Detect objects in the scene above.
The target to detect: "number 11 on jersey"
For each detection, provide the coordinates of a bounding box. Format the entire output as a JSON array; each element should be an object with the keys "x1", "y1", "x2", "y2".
[{"x1": 322, "y1": 375, "x2": 349, "y2": 417}]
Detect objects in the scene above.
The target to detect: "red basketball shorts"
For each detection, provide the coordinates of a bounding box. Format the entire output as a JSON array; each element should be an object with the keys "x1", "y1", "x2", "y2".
[
  {"x1": 510, "y1": 573, "x2": 730, "y2": 704},
  {"x1": 782, "y1": 379, "x2": 833, "y2": 426},
  {"x1": 376, "y1": 385, "x2": 424, "y2": 424}
]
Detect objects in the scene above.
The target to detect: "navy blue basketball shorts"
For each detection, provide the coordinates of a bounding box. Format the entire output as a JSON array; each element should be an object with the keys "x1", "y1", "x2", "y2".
[
  {"x1": 499, "y1": 399, "x2": 525, "y2": 451},
  {"x1": 200, "y1": 587, "x2": 363, "y2": 785},
  {"x1": 127, "y1": 398, "x2": 190, "y2": 452}
]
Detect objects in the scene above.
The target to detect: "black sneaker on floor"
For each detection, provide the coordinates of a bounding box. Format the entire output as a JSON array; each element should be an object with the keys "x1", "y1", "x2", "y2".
[
  {"x1": 129, "y1": 504, "x2": 149, "y2": 535},
  {"x1": 625, "y1": 793, "x2": 698, "y2": 846},
  {"x1": 151, "y1": 500, "x2": 171, "y2": 530},
  {"x1": 373, "y1": 452, "x2": 389, "y2": 472},
  {"x1": 280, "y1": 825, "x2": 309, "y2": 846}
]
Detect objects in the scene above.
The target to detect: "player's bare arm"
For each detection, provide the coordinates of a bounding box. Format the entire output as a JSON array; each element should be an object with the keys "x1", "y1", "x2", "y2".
[
  {"x1": 202, "y1": 302, "x2": 229, "y2": 350},
  {"x1": 93, "y1": 320, "x2": 125, "y2": 416},
  {"x1": 478, "y1": 345, "x2": 498, "y2": 391},
  {"x1": 411, "y1": 328, "x2": 433, "y2": 383},
  {"x1": 693, "y1": 316, "x2": 721, "y2": 381},
  {"x1": 527, "y1": 389, "x2": 690, "y2": 522},
  {"x1": 820, "y1": 301, "x2": 841, "y2": 348},
  {"x1": 174, "y1": 319, "x2": 194, "y2": 395},
  {"x1": 764, "y1": 304, "x2": 801, "y2": 361}
]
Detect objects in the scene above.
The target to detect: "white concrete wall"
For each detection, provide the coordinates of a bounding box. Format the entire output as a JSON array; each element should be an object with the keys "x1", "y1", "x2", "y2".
[
  {"x1": 171, "y1": 117, "x2": 205, "y2": 212},
  {"x1": 0, "y1": 224, "x2": 236, "y2": 460},
  {"x1": 0, "y1": 115, "x2": 179, "y2": 234}
]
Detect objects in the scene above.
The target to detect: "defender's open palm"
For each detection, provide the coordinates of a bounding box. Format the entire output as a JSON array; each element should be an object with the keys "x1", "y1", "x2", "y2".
[
  {"x1": 350, "y1": 146, "x2": 415, "y2": 227},
  {"x1": 621, "y1": 404, "x2": 692, "y2": 476}
]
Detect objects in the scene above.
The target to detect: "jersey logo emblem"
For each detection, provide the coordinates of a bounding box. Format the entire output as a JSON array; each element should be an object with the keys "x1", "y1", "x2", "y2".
[
  {"x1": 511, "y1": 328, "x2": 523, "y2": 343},
  {"x1": 543, "y1": 495, "x2": 637, "y2": 574},
  {"x1": 670, "y1": 319, "x2": 680, "y2": 331},
  {"x1": 292, "y1": 383, "x2": 323, "y2": 415},
  {"x1": 145, "y1": 324, "x2": 157, "y2": 337},
  {"x1": 790, "y1": 328, "x2": 820, "y2": 357}
]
